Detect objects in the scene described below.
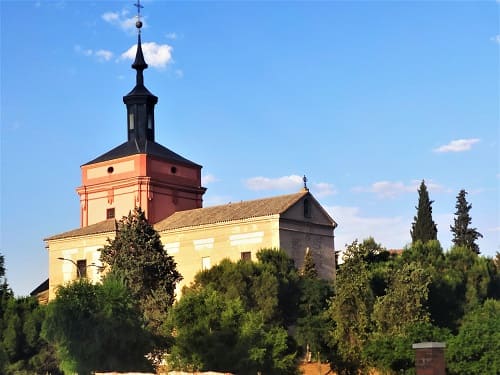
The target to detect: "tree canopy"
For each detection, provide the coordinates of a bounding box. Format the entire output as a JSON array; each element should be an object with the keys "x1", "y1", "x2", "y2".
[
  {"x1": 450, "y1": 189, "x2": 483, "y2": 254},
  {"x1": 329, "y1": 240, "x2": 376, "y2": 374},
  {"x1": 42, "y1": 275, "x2": 152, "y2": 374},
  {"x1": 411, "y1": 180, "x2": 438, "y2": 243},
  {"x1": 447, "y1": 299, "x2": 500, "y2": 375},
  {"x1": 100, "y1": 207, "x2": 182, "y2": 334},
  {"x1": 165, "y1": 249, "x2": 300, "y2": 374}
]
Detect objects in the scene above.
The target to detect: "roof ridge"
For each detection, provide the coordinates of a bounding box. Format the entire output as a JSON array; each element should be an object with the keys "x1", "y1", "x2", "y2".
[
  {"x1": 203, "y1": 190, "x2": 307, "y2": 209},
  {"x1": 154, "y1": 190, "x2": 310, "y2": 231},
  {"x1": 44, "y1": 218, "x2": 116, "y2": 241}
]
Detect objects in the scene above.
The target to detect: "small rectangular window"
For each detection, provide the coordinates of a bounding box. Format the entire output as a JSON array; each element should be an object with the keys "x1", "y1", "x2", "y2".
[
  {"x1": 76, "y1": 259, "x2": 87, "y2": 279},
  {"x1": 106, "y1": 208, "x2": 115, "y2": 219},
  {"x1": 129, "y1": 113, "x2": 134, "y2": 130},
  {"x1": 147, "y1": 114, "x2": 153, "y2": 129},
  {"x1": 202, "y1": 256, "x2": 211, "y2": 270},
  {"x1": 241, "y1": 251, "x2": 251, "y2": 261}
]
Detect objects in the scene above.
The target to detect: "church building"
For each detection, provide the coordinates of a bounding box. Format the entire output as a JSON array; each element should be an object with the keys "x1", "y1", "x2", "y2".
[{"x1": 43, "y1": 14, "x2": 337, "y2": 300}]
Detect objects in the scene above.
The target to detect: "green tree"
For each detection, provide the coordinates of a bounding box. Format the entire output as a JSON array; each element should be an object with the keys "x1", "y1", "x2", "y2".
[
  {"x1": 100, "y1": 207, "x2": 182, "y2": 334},
  {"x1": 301, "y1": 249, "x2": 318, "y2": 278},
  {"x1": 428, "y1": 246, "x2": 497, "y2": 332},
  {"x1": 294, "y1": 276, "x2": 334, "y2": 361},
  {"x1": 191, "y1": 249, "x2": 300, "y2": 327},
  {"x1": 372, "y1": 262, "x2": 431, "y2": 335},
  {"x1": 166, "y1": 287, "x2": 297, "y2": 374},
  {"x1": 42, "y1": 276, "x2": 152, "y2": 374},
  {"x1": 364, "y1": 321, "x2": 450, "y2": 375},
  {"x1": 411, "y1": 180, "x2": 438, "y2": 243},
  {"x1": 450, "y1": 189, "x2": 483, "y2": 254},
  {"x1": 329, "y1": 240, "x2": 375, "y2": 374},
  {"x1": 447, "y1": 299, "x2": 500, "y2": 375},
  {"x1": 257, "y1": 249, "x2": 301, "y2": 326},
  {"x1": 1, "y1": 297, "x2": 60, "y2": 374},
  {"x1": 0, "y1": 253, "x2": 60, "y2": 374}
]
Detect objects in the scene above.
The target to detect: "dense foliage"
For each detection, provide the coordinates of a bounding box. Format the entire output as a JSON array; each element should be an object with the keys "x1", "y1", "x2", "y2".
[
  {"x1": 2, "y1": 186, "x2": 497, "y2": 374},
  {"x1": 411, "y1": 180, "x2": 438, "y2": 243},
  {"x1": 165, "y1": 249, "x2": 299, "y2": 373},
  {"x1": 166, "y1": 286, "x2": 296, "y2": 374},
  {"x1": 165, "y1": 249, "x2": 333, "y2": 374},
  {"x1": 42, "y1": 275, "x2": 152, "y2": 374},
  {"x1": 447, "y1": 299, "x2": 500, "y2": 375},
  {"x1": 329, "y1": 237, "x2": 499, "y2": 375},
  {"x1": 450, "y1": 189, "x2": 483, "y2": 254},
  {"x1": 100, "y1": 207, "x2": 182, "y2": 334},
  {"x1": 0, "y1": 253, "x2": 60, "y2": 374}
]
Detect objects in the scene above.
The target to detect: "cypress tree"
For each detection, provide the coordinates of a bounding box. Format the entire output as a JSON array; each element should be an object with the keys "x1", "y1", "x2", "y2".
[
  {"x1": 302, "y1": 248, "x2": 318, "y2": 278},
  {"x1": 411, "y1": 180, "x2": 438, "y2": 243},
  {"x1": 450, "y1": 189, "x2": 483, "y2": 254},
  {"x1": 100, "y1": 207, "x2": 182, "y2": 334}
]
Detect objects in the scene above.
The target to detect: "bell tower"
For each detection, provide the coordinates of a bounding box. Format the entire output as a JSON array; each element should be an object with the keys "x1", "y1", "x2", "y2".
[
  {"x1": 123, "y1": 18, "x2": 157, "y2": 144},
  {"x1": 77, "y1": 3, "x2": 206, "y2": 227}
]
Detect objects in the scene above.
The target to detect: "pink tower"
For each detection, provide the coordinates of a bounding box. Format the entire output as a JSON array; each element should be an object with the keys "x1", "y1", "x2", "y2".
[{"x1": 77, "y1": 20, "x2": 205, "y2": 226}]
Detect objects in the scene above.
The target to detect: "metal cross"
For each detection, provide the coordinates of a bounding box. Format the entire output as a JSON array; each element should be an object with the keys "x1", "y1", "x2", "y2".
[{"x1": 133, "y1": 1, "x2": 144, "y2": 17}]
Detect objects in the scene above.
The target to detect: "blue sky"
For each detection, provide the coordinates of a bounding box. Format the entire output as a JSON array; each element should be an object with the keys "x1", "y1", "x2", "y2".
[{"x1": 1, "y1": 1, "x2": 498, "y2": 296}]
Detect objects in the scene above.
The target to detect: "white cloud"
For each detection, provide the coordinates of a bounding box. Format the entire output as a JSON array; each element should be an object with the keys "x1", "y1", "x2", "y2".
[
  {"x1": 434, "y1": 138, "x2": 480, "y2": 153},
  {"x1": 353, "y1": 180, "x2": 447, "y2": 198},
  {"x1": 312, "y1": 182, "x2": 337, "y2": 197},
  {"x1": 490, "y1": 35, "x2": 500, "y2": 44},
  {"x1": 354, "y1": 181, "x2": 412, "y2": 198},
  {"x1": 102, "y1": 10, "x2": 142, "y2": 33},
  {"x1": 102, "y1": 12, "x2": 119, "y2": 22},
  {"x1": 245, "y1": 175, "x2": 303, "y2": 191},
  {"x1": 202, "y1": 174, "x2": 218, "y2": 185},
  {"x1": 74, "y1": 45, "x2": 113, "y2": 62},
  {"x1": 327, "y1": 205, "x2": 410, "y2": 252},
  {"x1": 175, "y1": 69, "x2": 184, "y2": 79},
  {"x1": 120, "y1": 42, "x2": 173, "y2": 69},
  {"x1": 245, "y1": 175, "x2": 336, "y2": 196},
  {"x1": 95, "y1": 49, "x2": 113, "y2": 62},
  {"x1": 165, "y1": 32, "x2": 178, "y2": 40}
]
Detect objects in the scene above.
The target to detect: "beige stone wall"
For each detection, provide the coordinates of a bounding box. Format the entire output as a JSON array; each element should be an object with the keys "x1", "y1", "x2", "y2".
[
  {"x1": 46, "y1": 232, "x2": 114, "y2": 300},
  {"x1": 279, "y1": 220, "x2": 335, "y2": 280},
  {"x1": 159, "y1": 216, "x2": 281, "y2": 292},
  {"x1": 46, "y1": 204, "x2": 335, "y2": 300},
  {"x1": 279, "y1": 194, "x2": 336, "y2": 279}
]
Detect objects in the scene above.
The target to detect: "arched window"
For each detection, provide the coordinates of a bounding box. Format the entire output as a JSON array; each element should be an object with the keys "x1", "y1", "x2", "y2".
[{"x1": 304, "y1": 198, "x2": 311, "y2": 218}]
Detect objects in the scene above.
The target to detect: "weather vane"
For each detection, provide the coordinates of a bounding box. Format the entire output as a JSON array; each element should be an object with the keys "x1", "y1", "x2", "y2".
[{"x1": 133, "y1": 0, "x2": 144, "y2": 32}]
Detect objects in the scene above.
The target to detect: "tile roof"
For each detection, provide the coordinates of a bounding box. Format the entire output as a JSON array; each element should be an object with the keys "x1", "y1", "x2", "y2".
[
  {"x1": 155, "y1": 191, "x2": 309, "y2": 231},
  {"x1": 83, "y1": 139, "x2": 201, "y2": 167},
  {"x1": 30, "y1": 278, "x2": 49, "y2": 296},
  {"x1": 45, "y1": 191, "x2": 313, "y2": 240},
  {"x1": 45, "y1": 219, "x2": 116, "y2": 241}
]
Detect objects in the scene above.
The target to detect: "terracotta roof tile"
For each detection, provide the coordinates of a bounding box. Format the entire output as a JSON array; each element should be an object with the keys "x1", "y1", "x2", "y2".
[
  {"x1": 45, "y1": 192, "x2": 312, "y2": 240},
  {"x1": 45, "y1": 219, "x2": 116, "y2": 241},
  {"x1": 155, "y1": 191, "x2": 309, "y2": 231}
]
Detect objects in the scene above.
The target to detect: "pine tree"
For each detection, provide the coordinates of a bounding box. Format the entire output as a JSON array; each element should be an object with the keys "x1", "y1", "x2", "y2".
[
  {"x1": 411, "y1": 180, "x2": 438, "y2": 243},
  {"x1": 100, "y1": 207, "x2": 182, "y2": 334},
  {"x1": 450, "y1": 189, "x2": 483, "y2": 254}
]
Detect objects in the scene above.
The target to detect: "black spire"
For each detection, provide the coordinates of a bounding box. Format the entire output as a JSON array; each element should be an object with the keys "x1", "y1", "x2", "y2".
[
  {"x1": 123, "y1": 0, "x2": 158, "y2": 143},
  {"x1": 132, "y1": 33, "x2": 148, "y2": 86}
]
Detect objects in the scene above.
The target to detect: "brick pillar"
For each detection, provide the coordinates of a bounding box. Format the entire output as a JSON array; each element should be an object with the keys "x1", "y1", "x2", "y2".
[{"x1": 412, "y1": 342, "x2": 446, "y2": 375}]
